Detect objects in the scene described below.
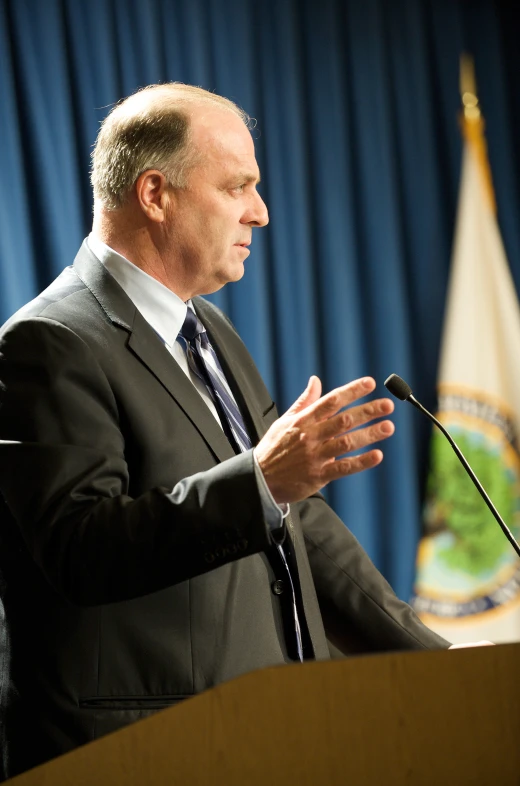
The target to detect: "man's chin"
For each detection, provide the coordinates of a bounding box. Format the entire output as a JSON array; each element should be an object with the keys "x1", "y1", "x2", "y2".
[
  {"x1": 200, "y1": 264, "x2": 245, "y2": 296},
  {"x1": 224, "y1": 261, "x2": 246, "y2": 284}
]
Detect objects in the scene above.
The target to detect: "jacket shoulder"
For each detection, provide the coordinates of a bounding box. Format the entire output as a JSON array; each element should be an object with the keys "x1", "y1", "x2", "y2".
[{"x1": 1, "y1": 267, "x2": 88, "y2": 333}]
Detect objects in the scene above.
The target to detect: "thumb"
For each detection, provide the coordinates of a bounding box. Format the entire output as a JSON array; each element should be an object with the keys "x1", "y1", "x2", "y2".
[{"x1": 285, "y1": 375, "x2": 322, "y2": 416}]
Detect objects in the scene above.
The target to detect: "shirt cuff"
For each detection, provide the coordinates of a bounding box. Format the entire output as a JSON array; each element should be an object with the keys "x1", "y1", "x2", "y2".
[{"x1": 253, "y1": 449, "x2": 290, "y2": 531}]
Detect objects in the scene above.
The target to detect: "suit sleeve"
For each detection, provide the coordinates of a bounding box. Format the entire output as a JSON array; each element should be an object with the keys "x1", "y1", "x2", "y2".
[
  {"x1": 297, "y1": 494, "x2": 450, "y2": 651},
  {"x1": 0, "y1": 317, "x2": 272, "y2": 605}
]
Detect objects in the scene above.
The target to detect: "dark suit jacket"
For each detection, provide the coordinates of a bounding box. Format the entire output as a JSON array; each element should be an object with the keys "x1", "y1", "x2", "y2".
[{"x1": 0, "y1": 242, "x2": 448, "y2": 777}]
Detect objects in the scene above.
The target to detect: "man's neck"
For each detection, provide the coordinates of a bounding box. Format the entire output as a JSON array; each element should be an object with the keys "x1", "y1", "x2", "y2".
[{"x1": 91, "y1": 209, "x2": 180, "y2": 295}]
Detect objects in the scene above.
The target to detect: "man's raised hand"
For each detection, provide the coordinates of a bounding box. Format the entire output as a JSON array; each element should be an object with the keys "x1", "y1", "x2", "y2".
[{"x1": 255, "y1": 376, "x2": 395, "y2": 504}]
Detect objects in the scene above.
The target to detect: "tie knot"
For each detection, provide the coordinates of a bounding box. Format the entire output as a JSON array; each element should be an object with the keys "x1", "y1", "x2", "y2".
[{"x1": 179, "y1": 307, "x2": 204, "y2": 342}]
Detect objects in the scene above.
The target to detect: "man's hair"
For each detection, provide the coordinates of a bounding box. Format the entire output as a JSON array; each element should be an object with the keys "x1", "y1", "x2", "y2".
[{"x1": 91, "y1": 83, "x2": 250, "y2": 210}]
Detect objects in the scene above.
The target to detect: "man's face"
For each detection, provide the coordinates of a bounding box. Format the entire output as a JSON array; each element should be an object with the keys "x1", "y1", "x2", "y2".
[{"x1": 162, "y1": 107, "x2": 269, "y2": 298}]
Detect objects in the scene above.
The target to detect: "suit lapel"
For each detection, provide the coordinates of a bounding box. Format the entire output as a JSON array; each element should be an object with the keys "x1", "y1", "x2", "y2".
[
  {"x1": 126, "y1": 316, "x2": 235, "y2": 462},
  {"x1": 73, "y1": 242, "x2": 235, "y2": 463}
]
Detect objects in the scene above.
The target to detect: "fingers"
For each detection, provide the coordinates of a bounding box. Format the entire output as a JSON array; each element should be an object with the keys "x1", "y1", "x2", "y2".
[
  {"x1": 319, "y1": 419, "x2": 394, "y2": 461},
  {"x1": 301, "y1": 377, "x2": 376, "y2": 423},
  {"x1": 324, "y1": 449, "x2": 385, "y2": 482},
  {"x1": 319, "y1": 396, "x2": 394, "y2": 441},
  {"x1": 284, "y1": 375, "x2": 322, "y2": 416},
  {"x1": 257, "y1": 374, "x2": 396, "y2": 504}
]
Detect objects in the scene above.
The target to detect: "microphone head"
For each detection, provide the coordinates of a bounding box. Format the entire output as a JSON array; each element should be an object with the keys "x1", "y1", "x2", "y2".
[{"x1": 384, "y1": 373, "x2": 413, "y2": 401}]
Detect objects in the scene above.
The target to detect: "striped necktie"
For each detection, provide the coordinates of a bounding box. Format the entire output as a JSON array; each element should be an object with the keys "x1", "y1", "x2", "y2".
[
  {"x1": 177, "y1": 305, "x2": 304, "y2": 662},
  {"x1": 177, "y1": 306, "x2": 251, "y2": 453}
]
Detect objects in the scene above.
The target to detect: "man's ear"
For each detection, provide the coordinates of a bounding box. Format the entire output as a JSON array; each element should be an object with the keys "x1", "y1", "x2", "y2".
[{"x1": 135, "y1": 170, "x2": 171, "y2": 223}]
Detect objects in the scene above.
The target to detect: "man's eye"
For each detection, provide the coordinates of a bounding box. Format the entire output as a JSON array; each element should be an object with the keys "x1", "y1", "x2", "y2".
[{"x1": 231, "y1": 185, "x2": 245, "y2": 194}]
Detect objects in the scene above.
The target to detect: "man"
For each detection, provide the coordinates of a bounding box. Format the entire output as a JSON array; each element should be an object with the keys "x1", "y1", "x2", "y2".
[{"x1": 0, "y1": 83, "x2": 449, "y2": 777}]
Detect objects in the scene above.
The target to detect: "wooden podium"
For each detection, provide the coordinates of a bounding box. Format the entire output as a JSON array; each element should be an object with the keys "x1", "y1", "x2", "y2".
[{"x1": 7, "y1": 643, "x2": 520, "y2": 785}]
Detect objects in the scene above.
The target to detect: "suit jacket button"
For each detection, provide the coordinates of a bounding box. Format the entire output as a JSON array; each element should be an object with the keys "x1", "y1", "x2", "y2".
[{"x1": 272, "y1": 579, "x2": 285, "y2": 595}]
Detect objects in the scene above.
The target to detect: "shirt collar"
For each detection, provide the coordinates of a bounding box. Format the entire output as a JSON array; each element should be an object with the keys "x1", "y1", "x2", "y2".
[{"x1": 87, "y1": 233, "x2": 188, "y2": 348}]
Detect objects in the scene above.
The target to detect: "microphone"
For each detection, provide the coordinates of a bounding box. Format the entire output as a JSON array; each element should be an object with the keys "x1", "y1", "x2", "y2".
[{"x1": 384, "y1": 373, "x2": 520, "y2": 558}]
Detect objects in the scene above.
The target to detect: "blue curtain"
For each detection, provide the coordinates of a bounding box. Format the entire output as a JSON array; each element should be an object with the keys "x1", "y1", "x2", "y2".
[{"x1": 1, "y1": 0, "x2": 519, "y2": 602}]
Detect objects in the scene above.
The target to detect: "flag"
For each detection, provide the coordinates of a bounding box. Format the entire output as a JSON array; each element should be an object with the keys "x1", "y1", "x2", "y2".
[{"x1": 411, "y1": 68, "x2": 520, "y2": 643}]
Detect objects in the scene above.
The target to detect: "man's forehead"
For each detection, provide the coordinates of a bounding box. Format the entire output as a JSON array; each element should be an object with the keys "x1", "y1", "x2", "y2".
[{"x1": 190, "y1": 108, "x2": 260, "y2": 175}]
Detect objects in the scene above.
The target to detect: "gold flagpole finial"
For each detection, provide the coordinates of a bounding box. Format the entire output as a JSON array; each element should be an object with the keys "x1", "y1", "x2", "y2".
[
  {"x1": 459, "y1": 52, "x2": 496, "y2": 214},
  {"x1": 460, "y1": 53, "x2": 481, "y2": 121}
]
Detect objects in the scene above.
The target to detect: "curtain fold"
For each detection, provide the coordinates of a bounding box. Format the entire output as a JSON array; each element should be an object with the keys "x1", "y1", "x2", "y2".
[{"x1": 1, "y1": 0, "x2": 519, "y2": 600}]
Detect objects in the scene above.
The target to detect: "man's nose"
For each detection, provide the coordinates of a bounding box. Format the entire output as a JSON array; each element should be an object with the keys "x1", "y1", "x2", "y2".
[{"x1": 246, "y1": 192, "x2": 269, "y2": 227}]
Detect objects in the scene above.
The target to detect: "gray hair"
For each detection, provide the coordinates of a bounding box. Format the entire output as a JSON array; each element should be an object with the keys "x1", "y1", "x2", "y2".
[{"x1": 91, "y1": 83, "x2": 250, "y2": 210}]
